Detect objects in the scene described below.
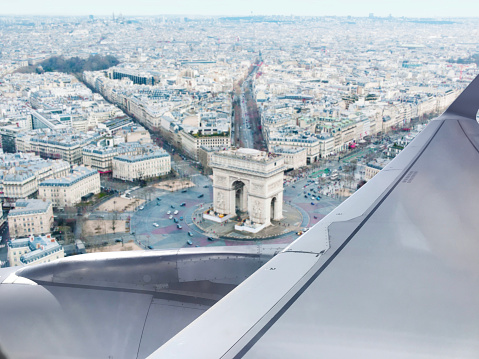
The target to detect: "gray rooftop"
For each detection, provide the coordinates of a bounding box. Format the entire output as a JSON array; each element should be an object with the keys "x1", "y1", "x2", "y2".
[{"x1": 9, "y1": 199, "x2": 52, "y2": 217}]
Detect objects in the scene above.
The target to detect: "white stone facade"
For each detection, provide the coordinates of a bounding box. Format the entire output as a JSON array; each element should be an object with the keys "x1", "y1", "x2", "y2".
[
  {"x1": 180, "y1": 131, "x2": 231, "y2": 160},
  {"x1": 38, "y1": 166, "x2": 100, "y2": 208},
  {"x1": 112, "y1": 151, "x2": 171, "y2": 182},
  {"x1": 211, "y1": 148, "x2": 285, "y2": 226},
  {"x1": 270, "y1": 146, "x2": 307, "y2": 170},
  {"x1": 8, "y1": 200, "x2": 54, "y2": 238}
]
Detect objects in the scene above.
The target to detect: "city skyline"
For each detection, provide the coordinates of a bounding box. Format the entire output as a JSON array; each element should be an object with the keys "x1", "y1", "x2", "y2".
[{"x1": 1, "y1": 0, "x2": 479, "y2": 18}]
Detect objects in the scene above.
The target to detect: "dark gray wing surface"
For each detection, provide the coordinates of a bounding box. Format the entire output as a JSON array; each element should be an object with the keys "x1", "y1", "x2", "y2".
[
  {"x1": 0, "y1": 246, "x2": 282, "y2": 359},
  {"x1": 150, "y1": 76, "x2": 479, "y2": 358}
]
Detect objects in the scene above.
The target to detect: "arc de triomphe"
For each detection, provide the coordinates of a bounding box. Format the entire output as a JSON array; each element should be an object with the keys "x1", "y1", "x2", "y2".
[{"x1": 211, "y1": 148, "x2": 285, "y2": 226}]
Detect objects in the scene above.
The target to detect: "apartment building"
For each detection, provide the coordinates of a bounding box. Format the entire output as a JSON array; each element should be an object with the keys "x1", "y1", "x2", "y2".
[
  {"x1": 7, "y1": 233, "x2": 64, "y2": 267},
  {"x1": 38, "y1": 166, "x2": 100, "y2": 207},
  {"x1": 83, "y1": 142, "x2": 160, "y2": 172},
  {"x1": 180, "y1": 131, "x2": 231, "y2": 160},
  {"x1": 8, "y1": 199, "x2": 54, "y2": 237},
  {"x1": 16, "y1": 129, "x2": 102, "y2": 164},
  {"x1": 0, "y1": 152, "x2": 70, "y2": 201},
  {"x1": 112, "y1": 150, "x2": 171, "y2": 182},
  {"x1": 270, "y1": 146, "x2": 307, "y2": 170}
]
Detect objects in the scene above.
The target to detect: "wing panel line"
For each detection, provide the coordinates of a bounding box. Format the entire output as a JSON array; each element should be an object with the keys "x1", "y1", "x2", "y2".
[
  {"x1": 458, "y1": 120, "x2": 479, "y2": 154},
  {"x1": 136, "y1": 298, "x2": 154, "y2": 359}
]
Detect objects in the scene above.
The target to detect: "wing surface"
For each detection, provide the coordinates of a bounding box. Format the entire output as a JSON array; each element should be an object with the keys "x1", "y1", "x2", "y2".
[{"x1": 150, "y1": 75, "x2": 479, "y2": 358}]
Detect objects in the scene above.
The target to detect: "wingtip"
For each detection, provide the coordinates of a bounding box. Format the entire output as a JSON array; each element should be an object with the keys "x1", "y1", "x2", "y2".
[{"x1": 444, "y1": 74, "x2": 479, "y2": 120}]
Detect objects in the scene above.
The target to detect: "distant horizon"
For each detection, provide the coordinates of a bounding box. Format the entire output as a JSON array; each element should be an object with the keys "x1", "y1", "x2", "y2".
[
  {"x1": 2, "y1": 14, "x2": 479, "y2": 19},
  {"x1": 1, "y1": 0, "x2": 479, "y2": 18}
]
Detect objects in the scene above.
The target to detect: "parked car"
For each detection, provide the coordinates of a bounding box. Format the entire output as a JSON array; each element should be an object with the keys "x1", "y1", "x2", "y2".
[
  {"x1": 187, "y1": 240, "x2": 193, "y2": 245},
  {"x1": 153, "y1": 223, "x2": 159, "y2": 227},
  {"x1": 139, "y1": 206, "x2": 144, "y2": 210},
  {"x1": 197, "y1": 194, "x2": 204, "y2": 198},
  {"x1": 180, "y1": 202, "x2": 186, "y2": 207},
  {"x1": 167, "y1": 211, "x2": 171, "y2": 215},
  {"x1": 180, "y1": 216, "x2": 184, "y2": 221},
  {"x1": 207, "y1": 237, "x2": 214, "y2": 241},
  {"x1": 169, "y1": 215, "x2": 173, "y2": 219},
  {"x1": 174, "y1": 210, "x2": 179, "y2": 215},
  {"x1": 171, "y1": 205, "x2": 175, "y2": 208},
  {"x1": 177, "y1": 224, "x2": 182, "y2": 229},
  {"x1": 174, "y1": 218, "x2": 179, "y2": 223},
  {"x1": 188, "y1": 232, "x2": 193, "y2": 237}
]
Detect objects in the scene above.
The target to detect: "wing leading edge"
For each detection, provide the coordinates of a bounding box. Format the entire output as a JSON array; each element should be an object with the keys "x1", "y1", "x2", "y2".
[{"x1": 150, "y1": 75, "x2": 479, "y2": 358}]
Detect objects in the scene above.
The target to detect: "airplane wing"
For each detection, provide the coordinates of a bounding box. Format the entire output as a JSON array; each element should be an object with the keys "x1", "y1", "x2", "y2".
[{"x1": 149, "y1": 75, "x2": 479, "y2": 358}]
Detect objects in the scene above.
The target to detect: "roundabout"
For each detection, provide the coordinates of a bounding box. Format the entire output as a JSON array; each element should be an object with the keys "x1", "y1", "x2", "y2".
[{"x1": 190, "y1": 202, "x2": 306, "y2": 240}]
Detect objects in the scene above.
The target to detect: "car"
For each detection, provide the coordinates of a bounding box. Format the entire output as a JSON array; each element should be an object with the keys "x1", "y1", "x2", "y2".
[
  {"x1": 157, "y1": 197, "x2": 162, "y2": 200},
  {"x1": 304, "y1": 195, "x2": 308, "y2": 198},
  {"x1": 203, "y1": 185, "x2": 209, "y2": 188},
  {"x1": 147, "y1": 245, "x2": 153, "y2": 250},
  {"x1": 177, "y1": 224, "x2": 182, "y2": 229},
  {"x1": 167, "y1": 210, "x2": 171, "y2": 215},
  {"x1": 311, "y1": 202, "x2": 315, "y2": 205},
  {"x1": 188, "y1": 232, "x2": 193, "y2": 237},
  {"x1": 317, "y1": 197, "x2": 321, "y2": 200},
  {"x1": 181, "y1": 189, "x2": 187, "y2": 193},
  {"x1": 186, "y1": 240, "x2": 193, "y2": 245},
  {"x1": 180, "y1": 216, "x2": 183, "y2": 221},
  {"x1": 197, "y1": 194, "x2": 204, "y2": 198},
  {"x1": 171, "y1": 205, "x2": 175, "y2": 208},
  {"x1": 139, "y1": 206, "x2": 144, "y2": 210},
  {"x1": 292, "y1": 185, "x2": 296, "y2": 188},
  {"x1": 157, "y1": 203, "x2": 160, "y2": 206},
  {"x1": 180, "y1": 203, "x2": 186, "y2": 207},
  {"x1": 174, "y1": 210, "x2": 179, "y2": 215},
  {"x1": 296, "y1": 231, "x2": 303, "y2": 236},
  {"x1": 153, "y1": 223, "x2": 159, "y2": 227},
  {"x1": 114, "y1": 238, "x2": 122, "y2": 243},
  {"x1": 169, "y1": 215, "x2": 173, "y2": 219},
  {"x1": 207, "y1": 237, "x2": 214, "y2": 241}
]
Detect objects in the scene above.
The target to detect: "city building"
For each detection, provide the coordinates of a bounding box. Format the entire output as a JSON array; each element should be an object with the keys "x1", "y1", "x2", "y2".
[
  {"x1": 38, "y1": 166, "x2": 100, "y2": 207},
  {"x1": 7, "y1": 233, "x2": 64, "y2": 267},
  {"x1": 8, "y1": 199, "x2": 54, "y2": 237},
  {"x1": 365, "y1": 158, "x2": 391, "y2": 180},
  {"x1": 82, "y1": 142, "x2": 158, "y2": 173},
  {"x1": 198, "y1": 145, "x2": 232, "y2": 174},
  {"x1": 16, "y1": 128, "x2": 102, "y2": 164},
  {"x1": 0, "y1": 152, "x2": 70, "y2": 202},
  {"x1": 112, "y1": 149, "x2": 171, "y2": 182},
  {"x1": 270, "y1": 146, "x2": 307, "y2": 170},
  {"x1": 180, "y1": 131, "x2": 231, "y2": 160},
  {"x1": 0, "y1": 126, "x2": 27, "y2": 153}
]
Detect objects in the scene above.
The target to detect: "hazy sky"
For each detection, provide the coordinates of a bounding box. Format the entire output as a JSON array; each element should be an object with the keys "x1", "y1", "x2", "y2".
[{"x1": 1, "y1": 0, "x2": 478, "y2": 18}]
